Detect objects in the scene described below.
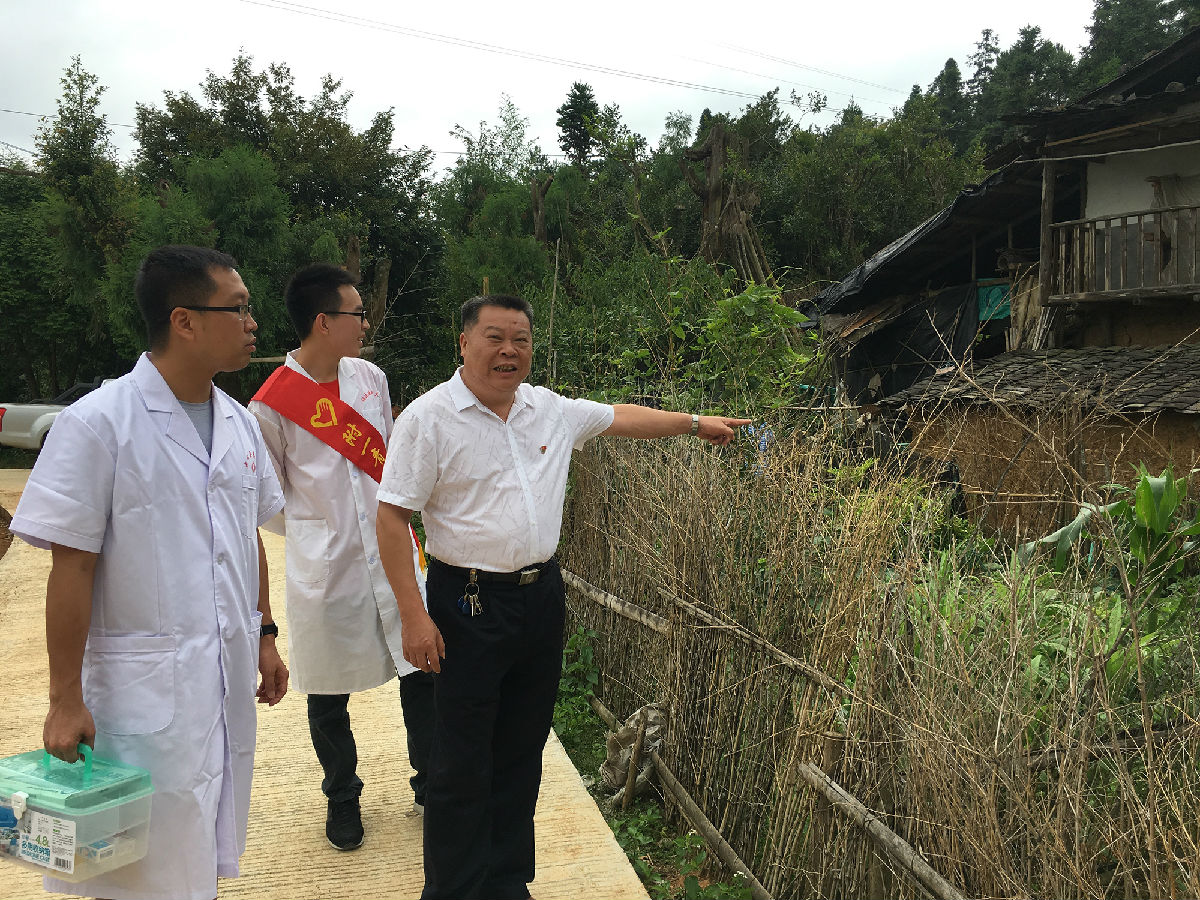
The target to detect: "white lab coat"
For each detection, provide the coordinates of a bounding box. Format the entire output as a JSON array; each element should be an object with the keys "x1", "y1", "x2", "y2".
[
  {"x1": 10, "y1": 354, "x2": 285, "y2": 900},
  {"x1": 250, "y1": 353, "x2": 422, "y2": 694}
]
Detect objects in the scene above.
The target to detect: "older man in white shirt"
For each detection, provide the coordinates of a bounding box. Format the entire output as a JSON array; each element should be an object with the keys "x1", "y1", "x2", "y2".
[
  {"x1": 250, "y1": 263, "x2": 433, "y2": 852},
  {"x1": 11, "y1": 245, "x2": 287, "y2": 900},
  {"x1": 376, "y1": 293, "x2": 749, "y2": 900}
]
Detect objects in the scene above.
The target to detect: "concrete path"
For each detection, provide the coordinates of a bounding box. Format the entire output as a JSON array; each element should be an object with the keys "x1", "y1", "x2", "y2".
[{"x1": 0, "y1": 469, "x2": 647, "y2": 900}]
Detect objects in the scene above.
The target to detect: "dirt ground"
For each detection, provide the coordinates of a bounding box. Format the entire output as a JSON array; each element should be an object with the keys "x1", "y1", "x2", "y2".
[{"x1": 0, "y1": 469, "x2": 647, "y2": 900}]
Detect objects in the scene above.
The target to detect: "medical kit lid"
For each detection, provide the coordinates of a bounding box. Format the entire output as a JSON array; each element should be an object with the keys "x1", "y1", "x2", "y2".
[{"x1": 0, "y1": 746, "x2": 152, "y2": 817}]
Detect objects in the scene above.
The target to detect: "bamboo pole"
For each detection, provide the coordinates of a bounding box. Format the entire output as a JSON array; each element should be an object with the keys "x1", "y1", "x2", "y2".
[
  {"x1": 545, "y1": 236, "x2": 560, "y2": 382},
  {"x1": 1039, "y1": 160, "x2": 1058, "y2": 306},
  {"x1": 589, "y1": 695, "x2": 775, "y2": 900},
  {"x1": 563, "y1": 568, "x2": 849, "y2": 697},
  {"x1": 622, "y1": 711, "x2": 648, "y2": 812},
  {"x1": 665, "y1": 590, "x2": 852, "y2": 699},
  {"x1": 795, "y1": 762, "x2": 966, "y2": 900},
  {"x1": 562, "y1": 570, "x2": 670, "y2": 633}
]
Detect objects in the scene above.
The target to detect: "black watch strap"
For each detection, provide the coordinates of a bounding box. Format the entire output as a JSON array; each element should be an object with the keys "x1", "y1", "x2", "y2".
[{"x1": 260, "y1": 622, "x2": 279, "y2": 638}]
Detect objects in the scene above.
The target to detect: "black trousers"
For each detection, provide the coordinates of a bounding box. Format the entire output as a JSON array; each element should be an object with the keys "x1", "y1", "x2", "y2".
[
  {"x1": 421, "y1": 560, "x2": 566, "y2": 900},
  {"x1": 307, "y1": 669, "x2": 436, "y2": 805}
]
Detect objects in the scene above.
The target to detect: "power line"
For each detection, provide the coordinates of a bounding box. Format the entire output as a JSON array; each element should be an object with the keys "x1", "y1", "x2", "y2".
[
  {"x1": 0, "y1": 107, "x2": 136, "y2": 128},
  {"x1": 680, "y1": 56, "x2": 891, "y2": 108},
  {"x1": 0, "y1": 139, "x2": 36, "y2": 157},
  {"x1": 721, "y1": 44, "x2": 907, "y2": 94},
  {"x1": 241, "y1": 0, "x2": 770, "y2": 102}
]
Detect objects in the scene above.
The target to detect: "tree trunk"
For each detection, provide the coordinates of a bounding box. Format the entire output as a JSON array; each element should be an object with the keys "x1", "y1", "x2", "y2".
[
  {"x1": 531, "y1": 175, "x2": 553, "y2": 246},
  {"x1": 48, "y1": 343, "x2": 60, "y2": 398},
  {"x1": 346, "y1": 235, "x2": 362, "y2": 281},
  {"x1": 16, "y1": 332, "x2": 41, "y2": 400},
  {"x1": 368, "y1": 256, "x2": 390, "y2": 337},
  {"x1": 680, "y1": 121, "x2": 774, "y2": 286}
]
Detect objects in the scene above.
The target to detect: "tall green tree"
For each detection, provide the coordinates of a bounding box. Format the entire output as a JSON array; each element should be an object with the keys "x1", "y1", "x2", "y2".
[
  {"x1": 432, "y1": 96, "x2": 551, "y2": 363},
  {"x1": 1166, "y1": 0, "x2": 1200, "y2": 29},
  {"x1": 975, "y1": 26, "x2": 1078, "y2": 149},
  {"x1": 966, "y1": 29, "x2": 1001, "y2": 103},
  {"x1": 0, "y1": 161, "x2": 59, "y2": 399},
  {"x1": 33, "y1": 57, "x2": 136, "y2": 394},
  {"x1": 772, "y1": 99, "x2": 982, "y2": 281},
  {"x1": 132, "y1": 54, "x2": 439, "y2": 379},
  {"x1": 1078, "y1": 0, "x2": 1175, "y2": 89},
  {"x1": 99, "y1": 185, "x2": 216, "y2": 355},
  {"x1": 555, "y1": 82, "x2": 599, "y2": 169},
  {"x1": 928, "y1": 58, "x2": 971, "y2": 152}
]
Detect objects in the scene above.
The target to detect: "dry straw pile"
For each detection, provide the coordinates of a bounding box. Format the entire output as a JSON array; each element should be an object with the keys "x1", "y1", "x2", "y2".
[{"x1": 560, "y1": 403, "x2": 1200, "y2": 899}]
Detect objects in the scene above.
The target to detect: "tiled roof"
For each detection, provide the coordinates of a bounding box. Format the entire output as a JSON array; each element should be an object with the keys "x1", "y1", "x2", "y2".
[{"x1": 880, "y1": 345, "x2": 1200, "y2": 415}]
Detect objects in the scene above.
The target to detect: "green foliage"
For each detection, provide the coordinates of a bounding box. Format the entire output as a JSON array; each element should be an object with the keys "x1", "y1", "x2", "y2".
[
  {"x1": 768, "y1": 100, "x2": 983, "y2": 280},
  {"x1": 609, "y1": 804, "x2": 752, "y2": 900},
  {"x1": 1005, "y1": 466, "x2": 1200, "y2": 737},
  {"x1": 554, "y1": 626, "x2": 605, "y2": 773},
  {"x1": 610, "y1": 801, "x2": 670, "y2": 887},
  {"x1": 561, "y1": 625, "x2": 601, "y2": 698},
  {"x1": 100, "y1": 186, "x2": 217, "y2": 355},
  {"x1": 966, "y1": 28, "x2": 1001, "y2": 101},
  {"x1": 0, "y1": 162, "x2": 60, "y2": 399},
  {"x1": 669, "y1": 832, "x2": 752, "y2": 900},
  {"x1": 1078, "y1": 0, "x2": 1178, "y2": 89},
  {"x1": 974, "y1": 26, "x2": 1078, "y2": 149},
  {"x1": 927, "y1": 58, "x2": 971, "y2": 153},
  {"x1": 26, "y1": 57, "x2": 136, "y2": 395},
  {"x1": 689, "y1": 280, "x2": 811, "y2": 407},
  {"x1": 1167, "y1": 0, "x2": 1200, "y2": 28},
  {"x1": 133, "y1": 53, "x2": 440, "y2": 377},
  {"x1": 1023, "y1": 466, "x2": 1200, "y2": 594}
]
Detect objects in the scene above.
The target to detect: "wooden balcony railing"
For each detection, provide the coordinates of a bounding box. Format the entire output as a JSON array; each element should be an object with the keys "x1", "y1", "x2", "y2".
[{"x1": 1049, "y1": 204, "x2": 1200, "y2": 302}]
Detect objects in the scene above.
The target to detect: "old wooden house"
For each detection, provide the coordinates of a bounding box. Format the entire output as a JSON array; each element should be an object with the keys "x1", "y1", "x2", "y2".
[{"x1": 815, "y1": 27, "x2": 1200, "y2": 532}]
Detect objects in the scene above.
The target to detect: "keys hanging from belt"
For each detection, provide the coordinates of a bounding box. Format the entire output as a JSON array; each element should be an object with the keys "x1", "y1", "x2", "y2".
[{"x1": 457, "y1": 568, "x2": 483, "y2": 616}]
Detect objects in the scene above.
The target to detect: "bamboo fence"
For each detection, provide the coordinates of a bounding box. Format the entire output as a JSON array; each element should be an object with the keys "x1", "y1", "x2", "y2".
[{"x1": 559, "y1": 417, "x2": 1200, "y2": 900}]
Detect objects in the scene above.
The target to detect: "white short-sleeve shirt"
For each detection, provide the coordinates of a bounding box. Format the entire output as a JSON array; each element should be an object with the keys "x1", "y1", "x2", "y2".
[{"x1": 378, "y1": 370, "x2": 614, "y2": 572}]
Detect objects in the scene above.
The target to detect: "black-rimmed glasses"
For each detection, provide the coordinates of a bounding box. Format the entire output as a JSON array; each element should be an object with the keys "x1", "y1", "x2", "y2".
[
  {"x1": 180, "y1": 303, "x2": 253, "y2": 322},
  {"x1": 324, "y1": 310, "x2": 368, "y2": 321}
]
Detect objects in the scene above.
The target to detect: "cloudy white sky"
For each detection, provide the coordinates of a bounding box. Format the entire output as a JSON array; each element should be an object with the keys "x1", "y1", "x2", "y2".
[{"x1": 2, "y1": 0, "x2": 1096, "y2": 176}]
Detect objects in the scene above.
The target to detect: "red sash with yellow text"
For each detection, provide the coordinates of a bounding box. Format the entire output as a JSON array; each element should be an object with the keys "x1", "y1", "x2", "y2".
[
  {"x1": 253, "y1": 365, "x2": 388, "y2": 481},
  {"x1": 253, "y1": 365, "x2": 426, "y2": 571}
]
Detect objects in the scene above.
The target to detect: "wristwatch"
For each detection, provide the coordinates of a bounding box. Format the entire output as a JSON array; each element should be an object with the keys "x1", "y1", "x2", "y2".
[
  {"x1": 260, "y1": 622, "x2": 279, "y2": 638},
  {"x1": 689, "y1": 414, "x2": 700, "y2": 436}
]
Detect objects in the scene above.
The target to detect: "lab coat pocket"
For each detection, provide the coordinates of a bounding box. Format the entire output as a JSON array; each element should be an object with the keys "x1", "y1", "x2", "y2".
[
  {"x1": 286, "y1": 518, "x2": 331, "y2": 586},
  {"x1": 83, "y1": 634, "x2": 176, "y2": 735},
  {"x1": 241, "y1": 474, "x2": 258, "y2": 539}
]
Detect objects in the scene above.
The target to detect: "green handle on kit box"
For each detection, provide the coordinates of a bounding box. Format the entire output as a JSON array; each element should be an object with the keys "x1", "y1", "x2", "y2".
[{"x1": 41, "y1": 743, "x2": 92, "y2": 784}]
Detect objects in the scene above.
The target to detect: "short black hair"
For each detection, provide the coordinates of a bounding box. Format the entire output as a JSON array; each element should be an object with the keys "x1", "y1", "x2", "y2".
[
  {"x1": 460, "y1": 294, "x2": 534, "y2": 332},
  {"x1": 285, "y1": 263, "x2": 360, "y2": 340},
  {"x1": 135, "y1": 245, "x2": 239, "y2": 350}
]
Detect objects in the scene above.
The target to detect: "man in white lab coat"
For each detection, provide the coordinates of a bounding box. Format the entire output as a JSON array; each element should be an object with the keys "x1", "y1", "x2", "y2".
[
  {"x1": 249, "y1": 262, "x2": 433, "y2": 851},
  {"x1": 10, "y1": 245, "x2": 288, "y2": 900}
]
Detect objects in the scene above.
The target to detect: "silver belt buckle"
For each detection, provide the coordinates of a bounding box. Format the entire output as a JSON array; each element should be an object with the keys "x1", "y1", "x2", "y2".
[{"x1": 518, "y1": 568, "x2": 540, "y2": 586}]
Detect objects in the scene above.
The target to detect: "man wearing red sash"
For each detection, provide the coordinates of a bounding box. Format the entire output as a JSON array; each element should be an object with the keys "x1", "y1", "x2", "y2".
[{"x1": 249, "y1": 263, "x2": 433, "y2": 851}]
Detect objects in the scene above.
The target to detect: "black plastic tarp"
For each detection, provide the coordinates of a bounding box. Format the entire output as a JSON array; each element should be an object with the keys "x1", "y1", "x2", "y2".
[{"x1": 841, "y1": 284, "x2": 979, "y2": 404}]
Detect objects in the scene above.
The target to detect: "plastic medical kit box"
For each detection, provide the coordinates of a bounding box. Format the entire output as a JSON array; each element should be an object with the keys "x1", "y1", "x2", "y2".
[{"x1": 0, "y1": 745, "x2": 152, "y2": 883}]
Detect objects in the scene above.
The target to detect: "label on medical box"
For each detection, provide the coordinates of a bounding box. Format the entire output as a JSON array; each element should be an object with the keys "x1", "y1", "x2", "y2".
[{"x1": 19, "y1": 811, "x2": 75, "y2": 874}]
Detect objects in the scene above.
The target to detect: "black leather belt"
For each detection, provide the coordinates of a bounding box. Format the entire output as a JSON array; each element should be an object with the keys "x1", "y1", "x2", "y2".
[{"x1": 428, "y1": 556, "x2": 556, "y2": 586}]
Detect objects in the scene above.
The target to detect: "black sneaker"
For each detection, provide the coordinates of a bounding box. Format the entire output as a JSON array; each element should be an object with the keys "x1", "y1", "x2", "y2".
[{"x1": 326, "y1": 797, "x2": 364, "y2": 851}]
